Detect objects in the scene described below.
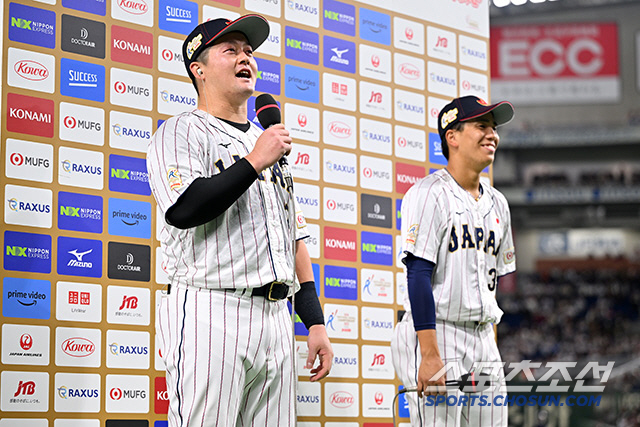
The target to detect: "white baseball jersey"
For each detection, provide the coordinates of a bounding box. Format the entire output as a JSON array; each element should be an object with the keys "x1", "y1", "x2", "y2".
[
  {"x1": 400, "y1": 168, "x2": 515, "y2": 324},
  {"x1": 147, "y1": 109, "x2": 308, "y2": 291}
]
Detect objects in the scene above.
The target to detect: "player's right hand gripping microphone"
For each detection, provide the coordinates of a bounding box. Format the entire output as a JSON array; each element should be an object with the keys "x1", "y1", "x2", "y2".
[{"x1": 255, "y1": 93, "x2": 293, "y2": 192}]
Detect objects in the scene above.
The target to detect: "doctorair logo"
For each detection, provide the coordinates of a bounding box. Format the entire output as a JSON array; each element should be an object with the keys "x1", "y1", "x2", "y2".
[
  {"x1": 61, "y1": 14, "x2": 106, "y2": 59},
  {"x1": 111, "y1": 25, "x2": 153, "y2": 68},
  {"x1": 323, "y1": 36, "x2": 355, "y2": 74},
  {"x1": 108, "y1": 242, "x2": 151, "y2": 282},
  {"x1": 58, "y1": 191, "x2": 103, "y2": 234},
  {"x1": 361, "y1": 231, "x2": 393, "y2": 266},
  {"x1": 255, "y1": 57, "x2": 281, "y2": 95},
  {"x1": 8, "y1": 3, "x2": 56, "y2": 49},
  {"x1": 323, "y1": 0, "x2": 355, "y2": 36},
  {"x1": 109, "y1": 154, "x2": 151, "y2": 196},
  {"x1": 324, "y1": 265, "x2": 357, "y2": 300},
  {"x1": 285, "y1": 26, "x2": 319, "y2": 65},
  {"x1": 324, "y1": 226, "x2": 357, "y2": 262},
  {"x1": 6, "y1": 93, "x2": 54, "y2": 138},
  {"x1": 3, "y1": 231, "x2": 51, "y2": 274},
  {"x1": 57, "y1": 236, "x2": 102, "y2": 278},
  {"x1": 396, "y1": 162, "x2": 426, "y2": 194},
  {"x1": 361, "y1": 194, "x2": 392, "y2": 229},
  {"x1": 2, "y1": 277, "x2": 51, "y2": 320}
]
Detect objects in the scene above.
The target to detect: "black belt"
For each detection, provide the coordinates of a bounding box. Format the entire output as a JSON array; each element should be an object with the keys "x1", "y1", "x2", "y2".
[{"x1": 251, "y1": 281, "x2": 289, "y2": 301}]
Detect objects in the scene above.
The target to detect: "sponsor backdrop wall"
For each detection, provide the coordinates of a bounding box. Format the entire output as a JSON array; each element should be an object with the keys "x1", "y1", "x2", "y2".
[{"x1": 1, "y1": 0, "x2": 491, "y2": 425}]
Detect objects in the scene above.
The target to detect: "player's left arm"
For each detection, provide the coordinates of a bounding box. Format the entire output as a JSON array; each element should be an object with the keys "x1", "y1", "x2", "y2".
[{"x1": 294, "y1": 240, "x2": 333, "y2": 382}]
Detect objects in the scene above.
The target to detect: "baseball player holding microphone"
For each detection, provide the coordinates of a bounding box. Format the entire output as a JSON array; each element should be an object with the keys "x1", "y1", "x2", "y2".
[
  {"x1": 391, "y1": 96, "x2": 517, "y2": 426},
  {"x1": 147, "y1": 14, "x2": 332, "y2": 427}
]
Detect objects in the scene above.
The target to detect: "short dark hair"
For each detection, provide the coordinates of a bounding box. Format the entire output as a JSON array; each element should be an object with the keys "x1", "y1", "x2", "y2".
[
  {"x1": 441, "y1": 121, "x2": 464, "y2": 160},
  {"x1": 189, "y1": 46, "x2": 211, "y2": 96}
]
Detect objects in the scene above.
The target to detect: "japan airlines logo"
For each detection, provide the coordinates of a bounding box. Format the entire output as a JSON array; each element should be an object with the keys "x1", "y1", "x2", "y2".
[
  {"x1": 298, "y1": 114, "x2": 307, "y2": 127},
  {"x1": 371, "y1": 55, "x2": 380, "y2": 68},
  {"x1": 405, "y1": 27, "x2": 413, "y2": 40},
  {"x1": 20, "y1": 334, "x2": 33, "y2": 350},
  {"x1": 375, "y1": 391, "x2": 384, "y2": 405}
]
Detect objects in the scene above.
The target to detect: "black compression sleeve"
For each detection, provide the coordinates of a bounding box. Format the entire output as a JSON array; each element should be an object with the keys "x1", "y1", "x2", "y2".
[
  {"x1": 165, "y1": 158, "x2": 259, "y2": 229},
  {"x1": 292, "y1": 281, "x2": 325, "y2": 329},
  {"x1": 406, "y1": 253, "x2": 437, "y2": 331}
]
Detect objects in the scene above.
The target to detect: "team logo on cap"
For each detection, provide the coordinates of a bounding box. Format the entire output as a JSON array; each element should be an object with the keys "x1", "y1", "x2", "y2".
[
  {"x1": 186, "y1": 33, "x2": 203, "y2": 60},
  {"x1": 440, "y1": 108, "x2": 458, "y2": 129},
  {"x1": 476, "y1": 98, "x2": 489, "y2": 106}
]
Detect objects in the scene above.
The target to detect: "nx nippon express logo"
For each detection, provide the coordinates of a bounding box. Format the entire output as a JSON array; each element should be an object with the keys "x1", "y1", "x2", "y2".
[
  {"x1": 108, "y1": 198, "x2": 152, "y2": 239},
  {"x1": 58, "y1": 191, "x2": 103, "y2": 233},
  {"x1": 323, "y1": 36, "x2": 355, "y2": 74},
  {"x1": 324, "y1": 226, "x2": 357, "y2": 262},
  {"x1": 285, "y1": 26, "x2": 319, "y2": 65},
  {"x1": 109, "y1": 154, "x2": 151, "y2": 196},
  {"x1": 361, "y1": 194, "x2": 392, "y2": 228},
  {"x1": 57, "y1": 236, "x2": 102, "y2": 278},
  {"x1": 61, "y1": 14, "x2": 106, "y2": 59},
  {"x1": 361, "y1": 231, "x2": 393, "y2": 266},
  {"x1": 285, "y1": 65, "x2": 319, "y2": 104},
  {"x1": 60, "y1": 58, "x2": 105, "y2": 102},
  {"x1": 3, "y1": 277, "x2": 51, "y2": 319},
  {"x1": 255, "y1": 57, "x2": 281, "y2": 95},
  {"x1": 159, "y1": 0, "x2": 198, "y2": 35},
  {"x1": 6, "y1": 93, "x2": 54, "y2": 138},
  {"x1": 359, "y1": 8, "x2": 391, "y2": 46},
  {"x1": 324, "y1": 265, "x2": 357, "y2": 300},
  {"x1": 4, "y1": 231, "x2": 51, "y2": 274},
  {"x1": 62, "y1": 0, "x2": 107, "y2": 16},
  {"x1": 8, "y1": 3, "x2": 56, "y2": 49},
  {"x1": 111, "y1": 25, "x2": 153, "y2": 68},
  {"x1": 323, "y1": 0, "x2": 355, "y2": 36},
  {"x1": 108, "y1": 242, "x2": 151, "y2": 282}
]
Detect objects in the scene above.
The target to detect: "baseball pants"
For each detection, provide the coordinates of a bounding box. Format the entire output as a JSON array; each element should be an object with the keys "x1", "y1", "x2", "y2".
[
  {"x1": 391, "y1": 314, "x2": 508, "y2": 427},
  {"x1": 157, "y1": 285, "x2": 295, "y2": 427}
]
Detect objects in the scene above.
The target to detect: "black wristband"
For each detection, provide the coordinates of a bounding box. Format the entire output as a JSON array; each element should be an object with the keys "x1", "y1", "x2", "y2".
[{"x1": 292, "y1": 281, "x2": 325, "y2": 329}]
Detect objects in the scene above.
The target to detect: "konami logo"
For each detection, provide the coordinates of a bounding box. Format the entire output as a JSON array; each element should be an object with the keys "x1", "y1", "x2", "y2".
[
  {"x1": 324, "y1": 226, "x2": 357, "y2": 261},
  {"x1": 61, "y1": 337, "x2": 96, "y2": 357},
  {"x1": 6, "y1": 93, "x2": 54, "y2": 137},
  {"x1": 330, "y1": 391, "x2": 355, "y2": 408},
  {"x1": 111, "y1": 25, "x2": 153, "y2": 68},
  {"x1": 327, "y1": 121, "x2": 352, "y2": 139},
  {"x1": 396, "y1": 162, "x2": 425, "y2": 194},
  {"x1": 117, "y1": 0, "x2": 148, "y2": 14},
  {"x1": 14, "y1": 60, "x2": 49, "y2": 81}
]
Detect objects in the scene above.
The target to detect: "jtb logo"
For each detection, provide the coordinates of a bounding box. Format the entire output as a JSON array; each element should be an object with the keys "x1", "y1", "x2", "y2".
[{"x1": 14, "y1": 380, "x2": 36, "y2": 396}]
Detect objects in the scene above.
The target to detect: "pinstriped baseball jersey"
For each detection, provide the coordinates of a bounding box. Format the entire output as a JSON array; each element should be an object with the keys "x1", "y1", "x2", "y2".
[
  {"x1": 400, "y1": 168, "x2": 516, "y2": 323},
  {"x1": 147, "y1": 109, "x2": 308, "y2": 291}
]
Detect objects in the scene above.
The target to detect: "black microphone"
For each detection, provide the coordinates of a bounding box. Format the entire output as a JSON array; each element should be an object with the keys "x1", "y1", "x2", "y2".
[
  {"x1": 399, "y1": 372, "x2": 493, "y2": 395},
  {"x1": 255, "y1": 93, "x2": 293, "y2": 191}
]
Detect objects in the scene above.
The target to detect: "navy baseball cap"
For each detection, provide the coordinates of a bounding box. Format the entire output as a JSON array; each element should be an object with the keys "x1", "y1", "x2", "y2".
[
  {"x1": 438, "y1": 95, "x2": 515, "y2": 141},
  {"x1": 182, "y1": 14, "x2": 270, "y2": 78}
]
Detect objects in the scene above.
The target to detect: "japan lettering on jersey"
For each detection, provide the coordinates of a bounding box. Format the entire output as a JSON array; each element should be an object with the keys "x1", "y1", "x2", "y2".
[{"x1": 400, "y1": 169, "x2": 515, "y2": 323}]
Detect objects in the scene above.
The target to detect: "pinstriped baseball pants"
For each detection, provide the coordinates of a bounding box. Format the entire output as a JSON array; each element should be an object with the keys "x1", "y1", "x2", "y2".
[{"x1": 157, "y1": 286, "x2": 295, "y2": 427}]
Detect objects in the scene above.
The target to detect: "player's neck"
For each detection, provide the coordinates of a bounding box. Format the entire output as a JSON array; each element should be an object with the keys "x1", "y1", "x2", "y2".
[
  {"x1": 445, "y1": 164, "x2": 482, "y2": 199},
  {"x1": 198, "y1": 88, "x2": 249, "y2": 123}
]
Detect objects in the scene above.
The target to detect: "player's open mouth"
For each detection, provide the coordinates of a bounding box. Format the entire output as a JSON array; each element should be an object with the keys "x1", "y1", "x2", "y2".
[
  {"x1": 481, "y1": 143, "x2": 496, "y2": 153},
  {"x1": 236, "y1": 70, "x2": 251, "y2": 79}
]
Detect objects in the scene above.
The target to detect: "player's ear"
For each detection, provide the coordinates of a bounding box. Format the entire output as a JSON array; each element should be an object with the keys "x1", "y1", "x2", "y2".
[
  {"x1": 190, "y1": 62, "x2": 204, "y2": 81},
  {"x1": 445, "y1": 128, "x2": 459, "y2": 150}
]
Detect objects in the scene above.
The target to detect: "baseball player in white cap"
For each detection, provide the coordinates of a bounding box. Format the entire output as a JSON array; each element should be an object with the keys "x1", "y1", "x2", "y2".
[
  {"x1": 391, "y1": 95, "x2": 517, "y2": 426},
  {"x1": 147, "y1": 14, "x2": 332, "y2": 427}
]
